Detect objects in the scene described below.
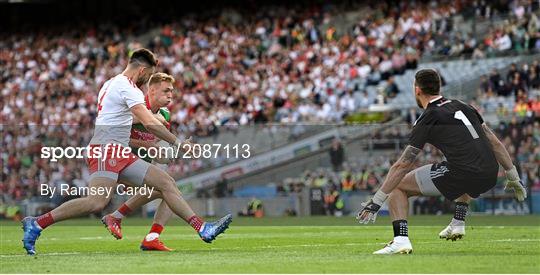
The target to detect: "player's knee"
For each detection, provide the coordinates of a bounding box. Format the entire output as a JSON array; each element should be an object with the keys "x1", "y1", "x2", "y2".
[
  {"x1": 162, "y1": 177, "x2": 181, "y2": 195},
  {"x1": 149, "y1": 190, "x2": 163, "y2": 200},
  {"x1": 146, "y1": 168, "x2": 181, "y2": 195},
  {"x1": 158, "y1": 174, "x2": 175, "y2": 189},
  {"x1": 455, "y1": 193, "x2": 472, "y2": 203},
  {"x1": 395, "y1": 179, "x2": 420, "y2": 197},
  {"x1": 88, "y1": 197, "x2": 110, "y2": 213},
  {"x1": 387, "y1": 191, "x2": 400, "y2": 205},
  {"x1": 388, "y1": 187, "x2": 409, "y2": 203},
  {"x1": 90, "y1": 204, "x2": 105, "y2": 213}
]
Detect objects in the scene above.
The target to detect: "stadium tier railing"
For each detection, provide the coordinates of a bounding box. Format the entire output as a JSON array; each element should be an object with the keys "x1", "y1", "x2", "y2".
[
  {"x1": 177, "y1": 55, "x2": 533, "y2": 180},
  {"x1": 176, "y1": 117, "x2": 404, "y2": 193},
  {"x1": 389, "y1": 54, "x2": 537, "y2": 109}
]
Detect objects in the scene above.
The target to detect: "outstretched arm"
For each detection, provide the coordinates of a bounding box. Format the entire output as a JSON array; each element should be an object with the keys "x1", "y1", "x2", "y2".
[
  {"x1": 129, "y1": 139, "x2": 157, "y2": 150},
  {"x1": 132, "y1": 112, "x2": 167, "y2": 128},
  {"x1": 131, "y1": 104, "x2": 194, "y2": 160},
  {"x1": 481, "y1": 123, "x2": 513, "y2": 170},
  {"x1": 130, "y1": 113, "x2": 168, "y2": 149},
  {"x1": 482, "y1": 123, "x2": 526, "y2": 201}
]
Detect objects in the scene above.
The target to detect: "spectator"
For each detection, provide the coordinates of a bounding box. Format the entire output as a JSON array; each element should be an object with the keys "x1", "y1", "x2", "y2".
[
  {"x1": 507, "y1": 63, "x2": 520, "y2": 82},
  {"x1": 214, "y1": 175, "x2": 229, "y2": 198},
  {"x1": 384, "y1": 76, "x2": 401, "y2": 99},
  {"x1": 329, "y1": 139, "x2": 345, "y2": 172},
  {"x1": 238, "y1": 197, "x2": 264, "y2": 218},
  {"x1": 324, "y1": 184, "x2": 343, "y2": 217},
  {"x1": 341, "y1": 174, "x2": 354, "y2": 193}
]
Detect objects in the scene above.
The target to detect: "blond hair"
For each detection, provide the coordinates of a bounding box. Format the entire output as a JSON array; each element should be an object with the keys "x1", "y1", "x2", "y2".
[{"x1": 148, "y1": 72, "x2": 175, "y2": 86}]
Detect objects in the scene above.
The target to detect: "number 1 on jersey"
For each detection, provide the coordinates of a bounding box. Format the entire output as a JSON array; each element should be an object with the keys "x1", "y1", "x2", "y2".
[{"x1": 454, "y1": 110, "x2": 479, "y2": 139}]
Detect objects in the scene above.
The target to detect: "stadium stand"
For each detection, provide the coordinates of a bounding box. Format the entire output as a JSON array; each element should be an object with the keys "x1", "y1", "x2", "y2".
[{"x1": 1, "y1": 0, "x2": 539, "y2": 217}]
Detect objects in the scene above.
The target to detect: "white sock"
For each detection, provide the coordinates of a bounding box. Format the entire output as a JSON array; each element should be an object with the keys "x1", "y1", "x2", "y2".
[
  {"x1": 393, "y1": 236, "x2": 410, "y2": 243},
  {"x1": 111, "y1": 210, "x2": 124, "y2": 219},
  {"x1": 450, "y1": 218, "x2": 465, "y2": 226},
  {"x1": 145, "y1": 232, "x2": 160, "y2": 241}
]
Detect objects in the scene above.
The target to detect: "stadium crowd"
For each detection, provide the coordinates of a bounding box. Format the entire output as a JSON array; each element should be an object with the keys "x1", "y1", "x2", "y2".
[
  {"x1": 273, "y1": 113, "x2": 539, "y2": 215},
  {"x1": 4, "y1": 1, "x2": 539, "y2": 129},
  {"x1": 433, "y1": 0, "x2": 540, "y2": 58},
  {"x1": 477, "y1": 60, "x2": 540, "y2": 118},
  {"x1": 1, "y1": 0, "x2": 539, "y2": 212}
]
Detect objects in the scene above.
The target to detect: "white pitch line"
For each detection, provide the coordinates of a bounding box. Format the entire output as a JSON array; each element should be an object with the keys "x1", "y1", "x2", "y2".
[
  {"x1": 79, "y1": 236, "x2": 104, "y2": 240},
  {"x1": 0, "y1": 252, "x2": 107, "y2": 258},
  {"x1": 1, "y1": 238, "x2": 538, "y2": 257},
  {"x1": 491, "y1": 238, "x2": 540, "y2": 242}
]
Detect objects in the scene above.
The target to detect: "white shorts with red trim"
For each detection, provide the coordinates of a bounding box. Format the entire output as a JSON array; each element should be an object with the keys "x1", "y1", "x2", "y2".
[{"x1": 86, "y1": 144, "x2": 150, "y2": 186}]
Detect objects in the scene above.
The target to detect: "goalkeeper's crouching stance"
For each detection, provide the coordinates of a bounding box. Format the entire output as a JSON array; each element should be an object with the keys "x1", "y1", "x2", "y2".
[{"x1": 356, "y1": 69, "x2": 527, "y2": 255}]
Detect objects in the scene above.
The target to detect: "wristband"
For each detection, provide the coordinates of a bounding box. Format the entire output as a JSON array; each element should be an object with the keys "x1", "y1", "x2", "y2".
[
  {"x1": 372, "y1": 189, "x2": 389, "y2": 205},
  {"x1": 506, "y1": 165, "x2": 519, "y2": 181}
]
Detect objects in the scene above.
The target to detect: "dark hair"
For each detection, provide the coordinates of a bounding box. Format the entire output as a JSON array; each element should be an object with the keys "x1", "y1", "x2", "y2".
[
  {"x1": 414, "y1": 69, "x2": 440, "y2": 95},
  {"x1": 129, "y1": 48, "x2": 158, "y2": 67}
]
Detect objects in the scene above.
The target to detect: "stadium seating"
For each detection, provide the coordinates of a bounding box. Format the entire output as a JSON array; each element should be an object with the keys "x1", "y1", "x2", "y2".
[
  {"x1": 389, "y1": 56, "x2": 525, "y2": 107},
  {"x1": 2, "y1": 0, "x2": 539, "y2": 213}
]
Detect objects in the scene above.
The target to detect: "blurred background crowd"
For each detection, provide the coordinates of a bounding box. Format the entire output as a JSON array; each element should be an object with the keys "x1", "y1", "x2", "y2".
[{"x1": 1, "y1": 0, "x2": 539, "y2": 218}]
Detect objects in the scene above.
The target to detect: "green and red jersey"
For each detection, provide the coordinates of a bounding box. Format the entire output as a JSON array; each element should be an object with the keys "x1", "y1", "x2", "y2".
[{"x1": 130, "y1": 95, "x2": 171, "y2": 162}]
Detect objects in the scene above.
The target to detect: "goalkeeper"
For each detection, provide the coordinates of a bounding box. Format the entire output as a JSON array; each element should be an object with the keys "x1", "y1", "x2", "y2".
[{"x1": 356, "y1": 69, "x2": 527, "y2": 255}]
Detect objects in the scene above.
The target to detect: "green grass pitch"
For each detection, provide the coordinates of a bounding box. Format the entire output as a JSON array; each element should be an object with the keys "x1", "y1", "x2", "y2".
[{"x1": 1, "y1": 215, "x2": 539, "y2": 273}]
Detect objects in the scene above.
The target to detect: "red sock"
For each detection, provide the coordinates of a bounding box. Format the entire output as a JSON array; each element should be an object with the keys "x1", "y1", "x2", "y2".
[
  {"x1": 36, "y1": 212, "x2": 54, "y2": 229},
  {"x1": 188, "y1": 215, "x2": 204, "y2": 232},
  {"x1": 149, "y1": 223, "x2": 164, "y2": 235},
  {"x1": 118, "y1": 204, "x2": 132, "y2": 216}
]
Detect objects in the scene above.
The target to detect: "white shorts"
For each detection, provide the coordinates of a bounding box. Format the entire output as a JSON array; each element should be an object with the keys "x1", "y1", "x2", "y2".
[
  {"x1": 89, "y1": 158, "x2": 150, "y2": 186},
  {"x1": 414, "y1": 164, "x2": 443, "y2": 196},
  {"x1": 118, "y1": 159, "x2": 151, "y2": 186},
  {"x1": 87, "y1": 144, "x2": 150, "y2": 186}
]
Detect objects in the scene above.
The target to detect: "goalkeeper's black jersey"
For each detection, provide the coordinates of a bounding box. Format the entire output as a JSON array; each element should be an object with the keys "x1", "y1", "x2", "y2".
[{"x1": 408, "y1": 96, "x2": 499, "y2": 179}]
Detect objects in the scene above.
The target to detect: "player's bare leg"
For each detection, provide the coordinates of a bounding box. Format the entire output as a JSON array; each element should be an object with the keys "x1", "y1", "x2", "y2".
[
  {"x1": 374, "y1": 170, "x2": 421, "y2": 255},
  {"x1": 22, "y1": 177, "x2": 117, "y2": 255},
  {"x1": 140, "y1": 165, "x2": 231, "y2": 243},
  {"x1": 100, "y1": 180, "x2": 141, "y2": 239},
  {"x1": 49, "y1": 178, "x2": 116, "y2": 221},
  {"x1": 112, "y1": 190, "x2": 174, "y2": 228},
  {"x1": 153, "y1": 200, "x2": 174, "y2": 226},
  {"x1": 141, "y1": 165, "x2": 195, "y2": 219},
  {"x1": 440, "y1": 194, "x2": 472, "y2": 241},
  {"x1": 116, "y1": 187, "x2": 164, "y2": 218},
  {"x1": 106, "y1": 189, "x2": 175, "y2": 250},
  {"x1": 102, "y1": 182, "x2": 162, "y2": 239},
  {"x1": 140, "y1": 198, "x2": 174, "y2": 251}
]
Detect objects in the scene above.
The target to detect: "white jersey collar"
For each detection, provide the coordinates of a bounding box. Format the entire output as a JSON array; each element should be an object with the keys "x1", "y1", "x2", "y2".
[{"x1": 429, "y1": 95, "x2": 443, "y2": 103}]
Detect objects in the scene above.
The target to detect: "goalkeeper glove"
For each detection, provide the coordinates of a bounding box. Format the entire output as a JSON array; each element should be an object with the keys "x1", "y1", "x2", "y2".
[
  {"x1": 505, "y1": 166, "x2": 527, "y2": 202},
  {"x1": 356, "y1": 190, "x2": 388, "y2": 224}
]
